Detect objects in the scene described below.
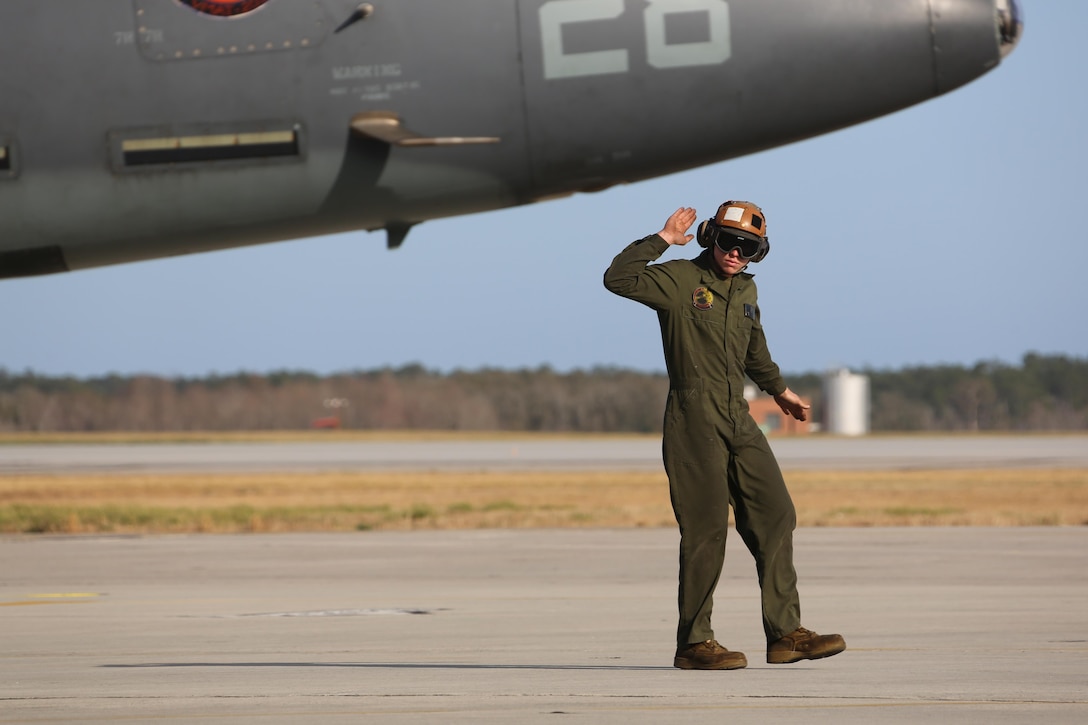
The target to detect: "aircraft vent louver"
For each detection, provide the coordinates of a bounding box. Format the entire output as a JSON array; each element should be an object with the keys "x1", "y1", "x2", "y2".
[
  {"x1": 110, "y1": 124, "x2": 303, "y2": 171},
  {"x1": 121, "y1": 130, "x2": 298, "y2": 167}
]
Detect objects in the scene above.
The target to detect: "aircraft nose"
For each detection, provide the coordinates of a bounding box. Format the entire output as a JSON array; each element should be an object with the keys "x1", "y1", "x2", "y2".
[
  {"x1": 997, "y1": 0, "x2": 1024, "y2": 58},
  {"x1": 932, "y1": 0, "x2": 1024, "y2": 93}
]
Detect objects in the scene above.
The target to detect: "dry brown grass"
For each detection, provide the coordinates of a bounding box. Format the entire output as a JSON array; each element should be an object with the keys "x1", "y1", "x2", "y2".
[{"x1": 2, "y1": 468, "x2": 1086, "y2": 534}]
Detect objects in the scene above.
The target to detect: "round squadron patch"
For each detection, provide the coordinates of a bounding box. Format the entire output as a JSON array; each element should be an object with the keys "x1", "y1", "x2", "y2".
[
  {"x1": 178, "y1": 0, "x2": 273, "y2": 17},
  {"x1": 692, "y1": 287, "x2": 714, "y2": 310}
]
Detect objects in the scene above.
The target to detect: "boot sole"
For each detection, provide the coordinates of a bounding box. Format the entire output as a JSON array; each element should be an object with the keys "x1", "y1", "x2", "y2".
[
  {"x1": 766, "y1": 643, "x2": 846, "y2": 664},
  {"x1": 674, "y1": 656, "x2": 748, "y2": 670}
]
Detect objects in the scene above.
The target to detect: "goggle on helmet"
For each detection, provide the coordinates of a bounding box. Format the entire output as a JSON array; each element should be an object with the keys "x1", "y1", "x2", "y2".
[{"x1": 697, "y1": 200, "x2": 770, "y2": 263}]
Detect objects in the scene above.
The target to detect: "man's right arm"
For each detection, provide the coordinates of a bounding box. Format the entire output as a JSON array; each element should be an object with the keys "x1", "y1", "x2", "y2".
[
  {"x1": 603, "y1": 207, "x2": 696, "y2": 308},
  {"x1": 602, "y1": 234, "x2": 677, "y2": 309}
]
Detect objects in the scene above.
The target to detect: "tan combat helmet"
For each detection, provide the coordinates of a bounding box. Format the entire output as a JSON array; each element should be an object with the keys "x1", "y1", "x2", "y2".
[
  {"x1": 697, "y1": 200, "x2": 770, "y2": 262},
  {"x1": 713, "y1": 200, "x2": 766, "y2": 240}
]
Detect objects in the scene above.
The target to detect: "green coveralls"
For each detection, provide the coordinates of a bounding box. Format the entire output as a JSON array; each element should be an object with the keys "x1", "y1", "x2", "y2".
[{"x1": 604, "y1": 234, "x2": 801, "y2": 647}]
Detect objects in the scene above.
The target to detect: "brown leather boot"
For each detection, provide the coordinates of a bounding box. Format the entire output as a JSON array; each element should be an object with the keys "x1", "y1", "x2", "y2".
[
  {"x1": 767, "y1": 627, "x2": 846, "y2": 664},
  {"x1": 673, "y1": 639, "x2": 748, "y2": 670}
]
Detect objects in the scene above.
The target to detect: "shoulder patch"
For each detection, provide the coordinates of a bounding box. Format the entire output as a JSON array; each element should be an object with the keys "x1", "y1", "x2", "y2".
[{"x1": 693, "y1": 287, "x2": 714, "y2": 310}]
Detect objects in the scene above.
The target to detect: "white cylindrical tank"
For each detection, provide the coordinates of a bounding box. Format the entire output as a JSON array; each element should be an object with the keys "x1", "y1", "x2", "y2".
[{"x1": 823, "y1": 368, "x2": 870, "y2": 436}]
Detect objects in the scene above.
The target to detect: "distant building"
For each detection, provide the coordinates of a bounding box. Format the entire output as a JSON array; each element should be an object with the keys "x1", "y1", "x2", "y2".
[
  {"x1": 823, "y1": 368, "x2": 870, "y2": 436},
  {"x1": 311, "y1": 416, "x2": 341, "y2": 430},
  {"x1": 744, "y1": 384, "x2": 812, "y2": 436}
]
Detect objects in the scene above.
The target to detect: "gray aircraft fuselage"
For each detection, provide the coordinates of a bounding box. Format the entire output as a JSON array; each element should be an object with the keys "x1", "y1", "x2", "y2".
[{"x1": 0, "y1": 0, "x2": 1022, "y2": 279}]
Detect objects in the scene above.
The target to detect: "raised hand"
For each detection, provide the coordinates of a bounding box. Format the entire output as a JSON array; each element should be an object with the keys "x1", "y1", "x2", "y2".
[{"x1": 657, "y1": 207, "x2": 698, "y2": 246}]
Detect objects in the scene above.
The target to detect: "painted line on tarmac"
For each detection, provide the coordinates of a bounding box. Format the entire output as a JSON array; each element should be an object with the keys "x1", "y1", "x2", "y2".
[{"x1": 0, "y1": 592, "x2": 101, "y2": 607}]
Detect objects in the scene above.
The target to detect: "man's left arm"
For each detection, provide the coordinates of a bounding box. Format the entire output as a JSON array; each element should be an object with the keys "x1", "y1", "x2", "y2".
[
  {"x1": 745, "y1": 320, "x2": 810, "y2": 422},
  {"x1": 772, "y1": 387, "x2": 810, "y2": 422}
]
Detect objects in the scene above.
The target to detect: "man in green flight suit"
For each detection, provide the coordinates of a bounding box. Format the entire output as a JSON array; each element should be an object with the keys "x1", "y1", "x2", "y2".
[{"x1": 604, "y1": 201, "x2": 845, "y2": 670}]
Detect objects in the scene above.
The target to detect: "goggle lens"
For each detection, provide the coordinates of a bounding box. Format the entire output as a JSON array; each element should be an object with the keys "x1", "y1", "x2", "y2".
[{"x1": 713, "y1": 232, "x2": 761, "y2": 259}]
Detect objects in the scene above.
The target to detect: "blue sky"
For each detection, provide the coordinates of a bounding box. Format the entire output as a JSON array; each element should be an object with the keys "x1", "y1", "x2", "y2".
[{"x1": 2, "y1": 2, "x2": 1084, "y2": 379}]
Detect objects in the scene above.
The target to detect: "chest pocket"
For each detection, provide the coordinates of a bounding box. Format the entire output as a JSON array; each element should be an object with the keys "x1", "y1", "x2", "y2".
[{"x1": 730, "y1": 306, "x2": 757, "y2": 356}]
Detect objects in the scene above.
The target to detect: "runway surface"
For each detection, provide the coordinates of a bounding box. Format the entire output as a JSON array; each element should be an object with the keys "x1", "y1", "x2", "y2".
[
  {"x1": 3, "y1": 436, "x2": 1087, "y2": 721},
  {"x1": 2, "y1": 528, "x2": 1086, "y2": 723},
  {"x1": 2, "y1": 434, "x2": 1088, "y2": 474}
]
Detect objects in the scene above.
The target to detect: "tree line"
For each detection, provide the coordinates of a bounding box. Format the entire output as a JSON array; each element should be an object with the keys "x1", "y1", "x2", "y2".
[{"x1": 1, "y1": 354, "x2": 1085, "y2": 433}]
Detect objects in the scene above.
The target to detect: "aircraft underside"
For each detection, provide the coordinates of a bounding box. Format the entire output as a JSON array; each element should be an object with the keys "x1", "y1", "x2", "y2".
[{"x1": 0, "y1": 0, "x2": 1022, "y2": 279}]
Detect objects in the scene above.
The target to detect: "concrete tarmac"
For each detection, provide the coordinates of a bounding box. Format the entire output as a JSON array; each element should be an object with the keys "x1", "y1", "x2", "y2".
[
  {"x1": 3, "y1": 434, "x2": 1088, "y2": 474},
  {"x1": 2, "y1": 527, "x2": 1086, "y2": 723}
]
